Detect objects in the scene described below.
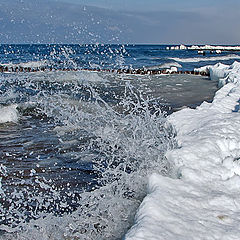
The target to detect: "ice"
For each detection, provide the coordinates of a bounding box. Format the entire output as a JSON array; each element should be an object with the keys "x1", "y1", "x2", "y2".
[
  {"x1": 168, "y1": 44, "x2": 240, "y2": 51},
  {"x1": 0, "y1": 105, "x2": 18, "y2": 123},
  {"x1": 188, "y1": 45, "x2": 240, "y2": 51},
  {"x1": 166, "y1": 66, "x2": 178, "y2": 74},
  {"x1": 124, "y1": 62, "x2": 240, "y2": 240},
  {"x1": 195, "y1": 61, "x2": 240, "y2": 87}
]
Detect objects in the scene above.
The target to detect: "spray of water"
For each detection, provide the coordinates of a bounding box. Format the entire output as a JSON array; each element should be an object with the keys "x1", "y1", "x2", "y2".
[{"x1": 0, "y1": 52, "x2": 175, "y2": 240}]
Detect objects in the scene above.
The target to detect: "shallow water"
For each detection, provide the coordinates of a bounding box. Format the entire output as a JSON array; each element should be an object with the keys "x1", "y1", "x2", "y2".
[{"x1": 100, "y1": 72, "x2": 218, "y2": 111}]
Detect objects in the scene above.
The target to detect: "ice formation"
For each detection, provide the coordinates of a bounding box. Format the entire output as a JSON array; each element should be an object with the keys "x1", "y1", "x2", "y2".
[
  {"x1": 167, "y1": 45, "x2": 240, "y2": 51},
  {"x1": 125, "y1": 62, "x2": 240, "y2": 240}
]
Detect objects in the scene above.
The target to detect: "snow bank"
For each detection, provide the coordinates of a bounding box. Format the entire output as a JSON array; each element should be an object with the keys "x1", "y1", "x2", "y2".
[
  {"x1": 125, "y1": 62, "x2": 240, "y2": 240},
  {"x1": 0, "y1": 105, "x2": 19, "y2": 123}
]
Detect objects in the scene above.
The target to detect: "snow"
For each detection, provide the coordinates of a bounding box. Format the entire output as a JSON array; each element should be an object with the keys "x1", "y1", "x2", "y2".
[
  {"x1": 124, "y1": 62, "x2": 240, "y2": 240},
  {"x1": 188, "y1": 45, "x2": 240, "y2": 51},
  {"x1": 0, "y1": 105, "x2": 18, "y2": 123},
  {"x1": 167, "y1": 45, "x2": 240, "y2": 51}
]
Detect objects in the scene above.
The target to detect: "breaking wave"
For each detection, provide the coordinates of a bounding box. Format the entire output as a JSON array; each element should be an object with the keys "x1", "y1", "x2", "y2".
[
  {"x1": 0, "y1": 71, "x2": 175, "y2": 240},
  {"x1": 169, "y1": 54, "x2": 240, "y2": 63}
]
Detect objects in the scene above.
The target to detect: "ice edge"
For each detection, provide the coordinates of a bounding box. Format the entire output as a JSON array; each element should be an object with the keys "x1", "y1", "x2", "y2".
[{"x1": 124, "y1": 61, "x2": 240, "y2": 240}]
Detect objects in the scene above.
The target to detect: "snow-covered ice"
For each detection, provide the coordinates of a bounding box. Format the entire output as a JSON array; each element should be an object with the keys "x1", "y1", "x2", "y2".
[{"x1": 125, "y1": 62, "x2": 240, "y2": 240}]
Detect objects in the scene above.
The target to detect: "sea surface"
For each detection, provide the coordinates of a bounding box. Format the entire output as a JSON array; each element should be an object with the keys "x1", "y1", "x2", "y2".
[{"x1": 0, "y1": 44, "x2": 239, "y2": 240}]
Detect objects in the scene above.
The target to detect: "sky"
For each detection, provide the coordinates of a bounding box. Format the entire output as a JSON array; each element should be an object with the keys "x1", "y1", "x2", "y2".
[
  {"x1": 57, "y1": 0, "x2": 239, "y2": 12},
  {"x1": 0, "y1": 0, "x2": 240, "y2": 44}
]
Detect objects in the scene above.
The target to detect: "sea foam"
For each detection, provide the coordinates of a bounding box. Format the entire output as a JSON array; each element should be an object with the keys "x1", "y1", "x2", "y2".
[
  {"x1": 0, "y1": 105, "x2": 18, "y2": 123},
  {"x1": 125, "y1": 62, "x2": 240, "y2": 239},
  {"x1": 169, "y1": 54, "x2": 240, "y2": 63}
]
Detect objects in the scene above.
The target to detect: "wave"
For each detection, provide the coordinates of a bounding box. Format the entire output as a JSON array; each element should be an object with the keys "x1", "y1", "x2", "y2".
[
  {"x1": 0, "y1": 60, "x2": 49, "y2": 69},
  {"x1": 0, "y1": 105, "x2": 18, "y2": 123},
  {"x1": 169, "y1": 54, "x2": 240, "y2": 63},
  {"x1": 0, "y1": 71, "x2": 175, "y2": 240},
  {"x1": 125, "y1": 62, "x2": 240, "y2": 239},
  {"x1": 146, "y1": 62, "x2": 182, "y2": 70}
]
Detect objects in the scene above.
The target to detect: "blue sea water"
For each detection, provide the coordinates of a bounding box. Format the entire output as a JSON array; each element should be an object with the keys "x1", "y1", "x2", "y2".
[
  {"x1": 1, "y1": 44, "x2": 240, "y2": 70},
  {"x1": 0, "y1": 44, "x2": 239, "y2": 239}
]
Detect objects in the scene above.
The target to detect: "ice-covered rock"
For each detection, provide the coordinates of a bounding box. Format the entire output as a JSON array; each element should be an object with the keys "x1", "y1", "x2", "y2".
[
  {"x1": 179, "y1": 44, "x2": 187, "y2": 50},
  {"x1": 188, "y1": 45, "x2": 240, "y2": 51},
  {"x1": 166, "y1": 66, "x2": 178, "y2": 74}
]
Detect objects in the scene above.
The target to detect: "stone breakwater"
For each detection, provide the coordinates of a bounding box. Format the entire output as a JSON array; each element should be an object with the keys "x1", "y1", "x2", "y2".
[{"x1": 0, "y1": 65, "x2": 210, "y2": 76}]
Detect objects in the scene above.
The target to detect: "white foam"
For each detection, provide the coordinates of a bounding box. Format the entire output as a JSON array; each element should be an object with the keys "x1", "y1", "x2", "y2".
[
  {"x1": 169, "y1": 54, "x2": 240, "y2": 63},
  {"x1": 0, "y1": 105, "x2": 18, "y2": 123},
  {"x1": 1, "y1": 60, "x2": 48, "y2": 69},
  {"x1": 125, "y1": 62, "x2": 240, "y2": 239},
  {"x1": 153, "y1": 62, "x2": 182, "y2": 69}
]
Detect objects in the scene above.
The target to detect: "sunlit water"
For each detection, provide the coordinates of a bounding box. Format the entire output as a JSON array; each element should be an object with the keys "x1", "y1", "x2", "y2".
[{"x1": 0, "y1": 68, "x2": 219, "y2": 240}]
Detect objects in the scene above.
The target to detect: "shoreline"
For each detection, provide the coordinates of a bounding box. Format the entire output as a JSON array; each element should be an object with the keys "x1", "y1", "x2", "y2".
[{"x1": 124, "y1": 61, "x2": 240, "y2": 239}]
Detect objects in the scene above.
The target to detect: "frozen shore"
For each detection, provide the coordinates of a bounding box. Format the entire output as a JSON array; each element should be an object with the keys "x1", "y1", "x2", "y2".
[{"x1": 124, "y1": 61, "x2": 240, "y2": 240}]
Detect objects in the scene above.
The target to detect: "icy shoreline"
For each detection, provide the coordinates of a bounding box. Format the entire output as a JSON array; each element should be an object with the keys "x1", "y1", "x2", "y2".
[{"x1": 124, "y1": 62, "x2": 240, "y2": 239}]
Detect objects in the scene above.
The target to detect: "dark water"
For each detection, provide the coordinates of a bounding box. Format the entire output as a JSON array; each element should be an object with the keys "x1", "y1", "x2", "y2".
[{"x1": 0, "y1": 44, "x2": 233, "y2": 239}]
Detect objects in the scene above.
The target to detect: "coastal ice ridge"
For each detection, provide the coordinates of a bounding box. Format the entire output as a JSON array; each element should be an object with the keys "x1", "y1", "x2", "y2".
[{"x1": 124, "y1": 62, "x2": 240, "y2": 240}]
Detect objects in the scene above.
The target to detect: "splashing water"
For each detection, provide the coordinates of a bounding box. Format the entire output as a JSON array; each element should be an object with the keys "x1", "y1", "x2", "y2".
[{"x1": 0, "y1": 70, "x2": 175, "y2": 240}]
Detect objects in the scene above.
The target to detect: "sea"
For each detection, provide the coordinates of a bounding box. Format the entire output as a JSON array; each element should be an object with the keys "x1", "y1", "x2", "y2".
[{"x1": 0, "y1": 44, "x2": 240, "y2": 240}]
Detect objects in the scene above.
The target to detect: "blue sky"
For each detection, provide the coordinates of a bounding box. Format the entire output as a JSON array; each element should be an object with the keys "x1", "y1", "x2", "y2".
[
  {"x1": 57, "y1": 0, "x2": 239, "y2": 11},
  {"x1": 0, "y1": 0, "x2": 239, "y2": 44}
]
